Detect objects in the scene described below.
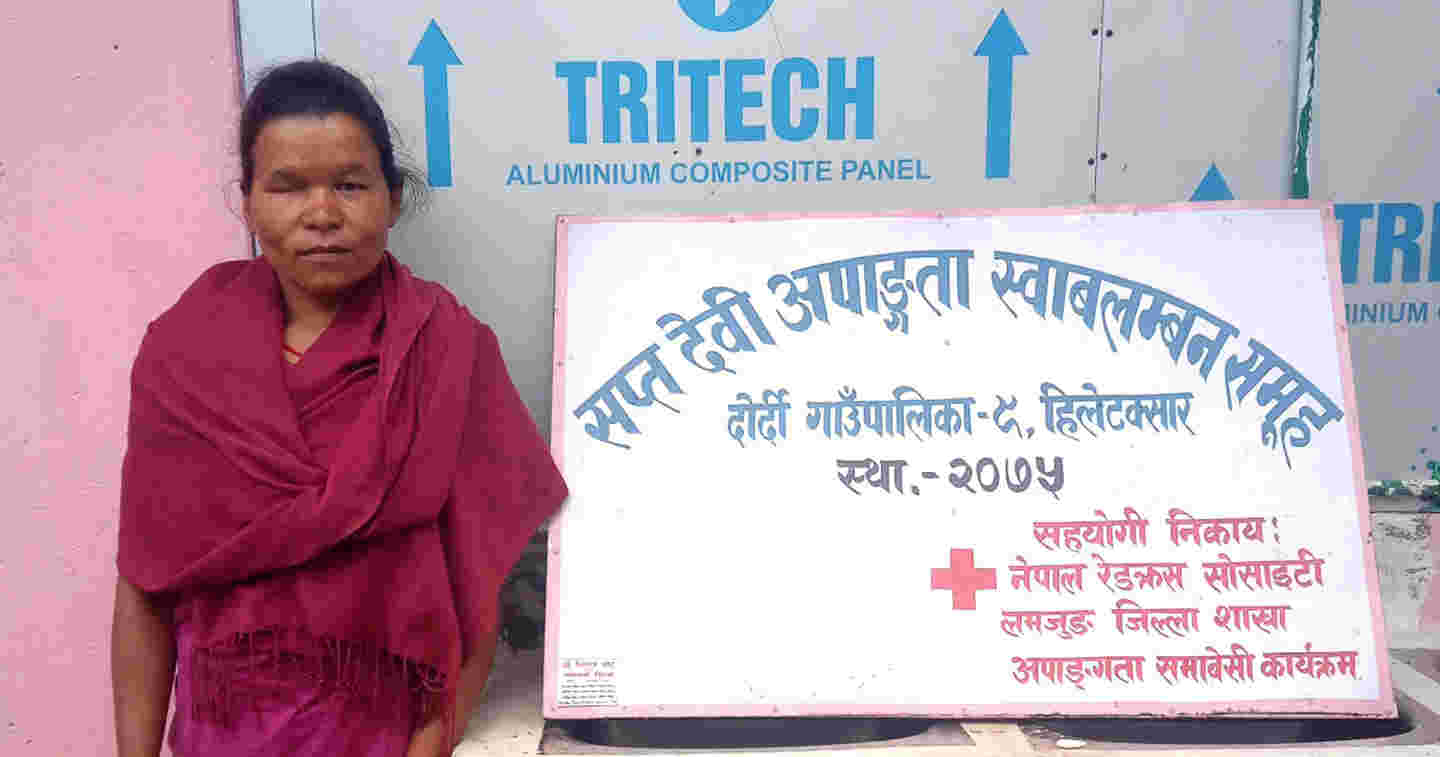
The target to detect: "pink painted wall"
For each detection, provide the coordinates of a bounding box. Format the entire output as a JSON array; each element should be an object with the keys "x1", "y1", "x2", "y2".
[{"x1": 0, "y1": 1, "x2": 247, "y2": 752}]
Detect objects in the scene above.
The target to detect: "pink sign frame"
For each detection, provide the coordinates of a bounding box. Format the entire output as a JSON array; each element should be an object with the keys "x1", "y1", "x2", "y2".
[{"x1": 544, "y1": 201, "x2": 1395, "y2": 720}]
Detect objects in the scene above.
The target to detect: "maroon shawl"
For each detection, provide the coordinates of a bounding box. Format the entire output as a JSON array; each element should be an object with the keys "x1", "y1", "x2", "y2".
[{"x1": 118, "y1": 254, "x2": 566, "y2": 729}]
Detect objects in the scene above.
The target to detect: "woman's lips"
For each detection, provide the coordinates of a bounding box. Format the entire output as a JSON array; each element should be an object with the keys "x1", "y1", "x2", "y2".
[{"x1": 299, "y1": 247, "x2": 350, "y2": 263}]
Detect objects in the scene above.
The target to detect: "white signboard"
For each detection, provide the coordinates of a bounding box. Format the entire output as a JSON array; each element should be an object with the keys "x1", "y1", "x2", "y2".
[{"x1": 545, "y1": 203, "x2": 1392, "y2": 718}]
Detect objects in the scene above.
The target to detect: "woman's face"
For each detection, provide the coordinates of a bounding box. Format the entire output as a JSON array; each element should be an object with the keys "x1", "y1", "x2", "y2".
[{"x1": 244, "y1": 113, "x2": 398, "y2": 312}]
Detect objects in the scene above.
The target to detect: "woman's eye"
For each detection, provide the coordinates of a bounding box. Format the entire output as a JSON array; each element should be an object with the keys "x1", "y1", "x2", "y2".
[{"x1": 337, "y1": 182, "x2": 366, "y2": 191}]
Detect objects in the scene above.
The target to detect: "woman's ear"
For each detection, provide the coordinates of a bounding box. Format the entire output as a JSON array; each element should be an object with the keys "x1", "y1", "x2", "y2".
[
  {"x1": 239, "y1": 192, "x2": 256, "y2": 234},
  {"x1": 389, "y1": 188, "x2": 403, "y2": 228}
]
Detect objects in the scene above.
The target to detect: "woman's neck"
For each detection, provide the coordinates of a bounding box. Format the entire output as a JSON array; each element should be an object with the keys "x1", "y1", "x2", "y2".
[{"x1": 279, "y1": 285, "x2": 341, "y2": 354}]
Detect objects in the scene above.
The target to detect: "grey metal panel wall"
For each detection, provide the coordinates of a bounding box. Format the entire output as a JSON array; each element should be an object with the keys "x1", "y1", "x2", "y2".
[{"x1": 1305, "y1": 0, "x2": 1440, "y2": 481}]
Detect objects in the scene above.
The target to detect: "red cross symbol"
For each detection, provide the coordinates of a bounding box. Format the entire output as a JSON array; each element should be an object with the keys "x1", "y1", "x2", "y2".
[{"x1": 930, "y1": 548, "x2": 996, "y2": 610}]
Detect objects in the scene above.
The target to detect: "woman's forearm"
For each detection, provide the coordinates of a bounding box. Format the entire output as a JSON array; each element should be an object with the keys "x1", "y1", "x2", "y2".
[
  {"x1": 406, "y1": 715, "x2": 448, "y2": 757},
  {"x1": 453, "y1": 621, "x2": 500, "y2": 747},
  {"x1": 408, "y1": 621, "x2": 501, "y2": 756},
  {"x1": 404, "y1": 655, "x2": 489, "y2": 757},
  {"x1": 112, "y1": 576, "x2": 176, "y2": 757}
]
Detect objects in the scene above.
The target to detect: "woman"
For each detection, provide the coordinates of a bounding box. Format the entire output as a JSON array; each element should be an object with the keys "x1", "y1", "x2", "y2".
[{"x1": 111, "y1": 60, "x2": 567, "y2": 757}]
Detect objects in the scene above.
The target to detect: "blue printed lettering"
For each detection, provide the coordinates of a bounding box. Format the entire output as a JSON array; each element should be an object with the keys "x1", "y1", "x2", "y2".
[
  {"x1": 655, "y1": 60, "x2": 676, "y2": 143},
  {"x1": 602, "y1": 61, "x2": 648, "y2": 143},
  {"x1": 772, "y1": 58, "x2": 819, "y2": 141},
  {"x1": 678, "y1": 59, "x2": 721, "y2": 142},
  {"x1": 725, "y1": 59, "x2": 766, "y2": 142},
  {"x1": 839, "y1": 158, "x2": 930, "y2": 181},
  {"x1": 1376, "y1": 202, "x2": 1424, "y2": 283},
  {"x1": 1432, "y1": 202, "x2": 1440, "y2": 282},
  {"x1": 559, "y1": 57, "x2": 876, "y2": 145},
  {"x1": 1336, "y1": 201, "x2": 1440, "y2": 284},
  {"x1": 507, "y1": 162, "x2": 663, "y2": 187},
  {"x1": 827, "y1": 56, "x2": 875, "y2": 140},
  {"x1": 1346, "y1": 301, "x2": 1431, "y2": 325},
  {"x1": 555, "y1": 61, "x2": 598, "y2": 144}
]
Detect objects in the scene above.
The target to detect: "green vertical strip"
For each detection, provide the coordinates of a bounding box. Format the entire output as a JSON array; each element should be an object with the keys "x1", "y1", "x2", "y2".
[{"x1": 1290, "y1": 0, "x2": 1320, "y2": 199}]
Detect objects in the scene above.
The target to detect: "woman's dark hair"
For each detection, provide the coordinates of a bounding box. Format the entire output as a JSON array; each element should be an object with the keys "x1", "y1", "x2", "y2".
[{"x1": 238, "y1": 60, "x2": 426, "y2": 214}]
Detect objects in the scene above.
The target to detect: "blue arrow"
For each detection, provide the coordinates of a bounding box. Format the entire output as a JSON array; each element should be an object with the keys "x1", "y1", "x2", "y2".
[
  {"x1": 409, "y1": 20, "x2": 462, "y2": 187},
  {"x1": 1190, "y1": 162, "x2": 1235, "y2": 201},
  {"x1": 975, "y1": 9, "x2": 1028, "y2": 179}
]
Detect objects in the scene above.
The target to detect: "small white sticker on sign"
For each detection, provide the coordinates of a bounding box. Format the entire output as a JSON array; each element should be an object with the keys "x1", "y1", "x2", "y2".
[{"x1": 557, "y1": 657, "x2": 619, "y2": 707}]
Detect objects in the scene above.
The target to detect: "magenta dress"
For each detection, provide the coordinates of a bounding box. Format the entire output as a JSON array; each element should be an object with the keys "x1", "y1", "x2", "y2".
[
  {"x1": 166, "y1": 336, "x2": 418, "y2": 757},
  {"x1": 168, "y1": 631, "x2": 417, "y2": 757}
]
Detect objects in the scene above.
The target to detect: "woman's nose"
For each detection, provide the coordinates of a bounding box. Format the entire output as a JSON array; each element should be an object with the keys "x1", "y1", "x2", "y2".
[{"x1": 302, "y1": 188, "x2": 342, "y2": 229}]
